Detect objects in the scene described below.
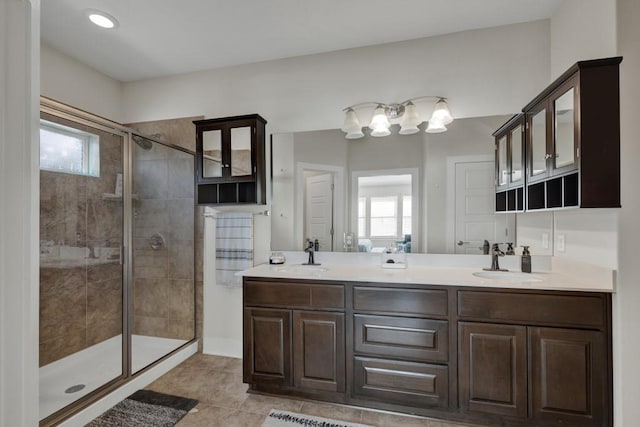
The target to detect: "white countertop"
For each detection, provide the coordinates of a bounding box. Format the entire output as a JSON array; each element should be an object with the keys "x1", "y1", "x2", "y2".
[{"x1": 241, "y1": 260, "x2": 615, "y2": 293}]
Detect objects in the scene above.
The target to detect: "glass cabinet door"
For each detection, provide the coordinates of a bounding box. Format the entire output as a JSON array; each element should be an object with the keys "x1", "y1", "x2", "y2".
[
  {"x1": 497, "y1": 136, "x2": 508, "y2": 188},
  {"x1": 202, "y1": 129, "x2": 223, "y2": 178},
  {"x1": 510, "y1": 125, "x2": 523, "y2": 185},
  {"x1": 230, "y1": 126, "x2": 253, "y2": 177},
  {"x1": 529, "y1": 108, "x2": 548, "y2": 179},
  {"x1": 553, "y1": 87, "x2": 576, "y2": 171}
]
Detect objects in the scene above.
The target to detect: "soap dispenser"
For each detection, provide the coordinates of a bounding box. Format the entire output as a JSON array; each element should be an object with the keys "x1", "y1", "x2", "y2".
[{"x1": 521, "y1": 246, "x2": 532, "y2": 273}]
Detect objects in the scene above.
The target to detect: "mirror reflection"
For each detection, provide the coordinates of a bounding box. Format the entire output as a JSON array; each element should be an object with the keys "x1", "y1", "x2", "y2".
[
  {"x1": 271, "y1": 115, "x2": 531, "y2": 254},
  {"x1": 554, "y1": 88, "x2": 575, "y2": 168},
  {"x1": 531, "y1": 109, "x2": 547, "y2": 176},
  {"x1": 202, "y1": 129, "x2": 222, "y2": 177}
]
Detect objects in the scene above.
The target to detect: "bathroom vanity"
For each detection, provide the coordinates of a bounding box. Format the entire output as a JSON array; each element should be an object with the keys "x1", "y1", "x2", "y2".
[{"x1": 242, "y1": 263, "x2": 613, "y2": 426}]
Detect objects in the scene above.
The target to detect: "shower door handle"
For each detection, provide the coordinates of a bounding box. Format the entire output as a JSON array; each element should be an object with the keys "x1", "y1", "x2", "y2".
[{"x1": 121, "y1": 245, "x2": 126, "y2": 265}]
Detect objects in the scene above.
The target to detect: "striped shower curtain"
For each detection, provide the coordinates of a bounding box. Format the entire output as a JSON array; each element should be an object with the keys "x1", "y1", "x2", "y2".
[{"x1": 215, "y1": 212, "x2": 254, "y2": 287}]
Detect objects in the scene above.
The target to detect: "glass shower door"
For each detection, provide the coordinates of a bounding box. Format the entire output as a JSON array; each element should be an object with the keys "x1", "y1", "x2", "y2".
[
  {"x1": 131, "y1": 134, "x2": 195, "y2": 373},
  {"x1": 39, "y1": 112, "x2": 125, "y2": 420}
]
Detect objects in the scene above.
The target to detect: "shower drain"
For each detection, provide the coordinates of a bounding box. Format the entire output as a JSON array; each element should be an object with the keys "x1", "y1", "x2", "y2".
[{"x1": 64, "y1": 384, "x2": 86, "y2": 394}]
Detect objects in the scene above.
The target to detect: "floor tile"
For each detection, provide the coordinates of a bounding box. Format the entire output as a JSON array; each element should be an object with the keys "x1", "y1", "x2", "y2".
[{"x1": 149, "y1": 354, "x2": 479, "y2": 427}]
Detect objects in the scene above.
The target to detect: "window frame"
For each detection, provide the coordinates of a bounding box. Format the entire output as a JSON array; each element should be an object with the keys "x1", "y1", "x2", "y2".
[{"x1": 39, "y1": 120, "x2": 100, "y2": 177}]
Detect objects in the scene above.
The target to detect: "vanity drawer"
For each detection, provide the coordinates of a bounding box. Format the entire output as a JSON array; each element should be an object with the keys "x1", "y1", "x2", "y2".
[
  {"x1": 458, "y1": 290, "x2": 606, "y2": 328},
  {"x1": 353, "y1": 287, "x2": 448, "y2": 317},
  {"x1": 354, "y1": 315, "x2": 448, "y2": 362},
  {"x1": 353, "y1": 356, "x2": 449, "y2": 408},
  {"x1": 244, "y1": 280, "x2": 344, "y2": 310}
]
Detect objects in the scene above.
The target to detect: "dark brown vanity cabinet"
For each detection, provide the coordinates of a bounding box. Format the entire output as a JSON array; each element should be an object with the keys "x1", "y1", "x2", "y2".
[
  {"x1": 243, "y1": 279, "x2": 346, "y2": 395},
  {"x1": 457, "y1": 290, "x2": 611, "y2": 426},
  {"x1": 494, "y1": 114, "x2": 525, "y2": 212},
  {"x1": 524, "y1": 57, "x2": 622, "y2": 211},
  {"x1": 243, "y1": 278, "x2": 613, "y2": 426},
  {"x1": 194, "y1": 114, "x2": 266, "y2": 205}
]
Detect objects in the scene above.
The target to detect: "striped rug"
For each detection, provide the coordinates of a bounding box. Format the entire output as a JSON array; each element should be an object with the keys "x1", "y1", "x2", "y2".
[
  {"x1": 86, "y1": 390, "x2": 198, "y2": 427},
  {"x1": 262, "y1": 409, "x2": 373, "y2": 427}
]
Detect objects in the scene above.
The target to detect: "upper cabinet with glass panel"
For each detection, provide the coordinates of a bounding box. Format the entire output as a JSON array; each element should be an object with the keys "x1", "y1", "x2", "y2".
[
  {"x1": 520, "y1": 56, "x2": 622, "y2": 210},
  {"x1": 194, "y1": 114, "x2": 267, "y2": 205},
  {"x1": 493, "y1": 114, "x2": 525, "y2": 212}
]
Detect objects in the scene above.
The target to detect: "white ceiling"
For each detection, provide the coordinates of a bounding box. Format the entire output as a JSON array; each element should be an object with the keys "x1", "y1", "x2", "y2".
[{"x1": 41, "y1": 0, "x2": 562, "y2": 82}]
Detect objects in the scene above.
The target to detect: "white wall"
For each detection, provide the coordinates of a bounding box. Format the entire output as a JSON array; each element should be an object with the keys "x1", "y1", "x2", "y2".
[
  {"x1": 614, "y1": 1, "x2": 640, "y2": 425},
  {"x1": 0, "y1": 1, "x2": 40, "y2": 426},
  {"x1": 41, "y1": 43, "x2": 123, "y2": 122},
  {"x1": 550, "y1": 0, "x2": 617, "y2": 77},
  {"x1": 122, "y1": 20, "x2": 550, "y2": 132}
]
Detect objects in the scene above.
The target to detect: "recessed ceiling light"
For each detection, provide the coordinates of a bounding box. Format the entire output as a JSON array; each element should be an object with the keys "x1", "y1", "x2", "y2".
[{"x1": 85, "y1": 9, "x2": 119, "y2": 29}]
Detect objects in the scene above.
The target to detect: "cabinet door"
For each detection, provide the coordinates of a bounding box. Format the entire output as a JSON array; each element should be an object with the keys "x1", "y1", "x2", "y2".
[
  {"x1": 527, "y1": 104, "x2": 550, "y2": 184},
  {"x1": 243, "y1": 308, "x2": 291, "y2": 385},
  {"x1": 459, "y1": 322, "x2": 527, "y2": 418},
  {"x1": 229, "y1": 125, "x2": 254, "y2": 178},
  {"x1": 293, "y1": 311, "x2": 345, "y2": 393},
  {"x1": 550, "y1": 78, "x2": 579, "y2": 177},
  {"x1": 509, "y1": 122, "x2": 524, "y2": 187},
  {"x1": 496, "y1": 134, "x2": 509, "y2": 191},
  {"x1": 530, "y1": 327, "x2": 608, "y2": 426}
]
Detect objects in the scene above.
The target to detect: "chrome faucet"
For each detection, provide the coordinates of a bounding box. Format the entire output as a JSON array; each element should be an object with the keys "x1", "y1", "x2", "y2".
[
  {"x1": 483, "y1": 243, "x2": 508, "y2": 271},
  {"x1": 303, "y1": 239, "x2": 320, "y2": 265}
]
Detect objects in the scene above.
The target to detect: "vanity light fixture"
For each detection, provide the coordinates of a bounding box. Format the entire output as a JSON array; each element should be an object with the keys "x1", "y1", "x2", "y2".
[
  {"x1": 85, "y1": 9, "x2": 119, "y2": 29},
  {"x1": 341, "y1": 96, "x2": 453, "y2": 139}
]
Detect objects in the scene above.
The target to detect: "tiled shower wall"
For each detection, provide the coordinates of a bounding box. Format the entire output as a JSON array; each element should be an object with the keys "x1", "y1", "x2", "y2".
[
  {"x1": 127, "y1": 117, "x2": 204, "y2": 349},
  {"x1": 39, "y1": 112, "x2": 123, "y2": 366}
]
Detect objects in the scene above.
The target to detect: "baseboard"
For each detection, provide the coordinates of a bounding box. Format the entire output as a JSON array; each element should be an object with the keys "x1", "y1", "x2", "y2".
[
  {"x1": 202, "y1": 337, "x2": 243, "y2": 358},
  {"x1": 58, "y1": 341, "x2": 198, "y2": 426}
]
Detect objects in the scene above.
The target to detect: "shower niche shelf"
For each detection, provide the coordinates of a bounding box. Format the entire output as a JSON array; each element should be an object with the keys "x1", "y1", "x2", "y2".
[{"x1": 194, "y1": 114, "x2": 267, "y2": 205}]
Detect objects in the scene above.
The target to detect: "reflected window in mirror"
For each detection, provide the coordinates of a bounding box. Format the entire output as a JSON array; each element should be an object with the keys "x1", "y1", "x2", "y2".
[{"x1": 356, "y1": 173, "x2": 413, "y2": 253}]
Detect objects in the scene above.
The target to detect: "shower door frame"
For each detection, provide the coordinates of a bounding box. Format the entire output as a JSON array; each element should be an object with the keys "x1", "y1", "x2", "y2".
[{"x1": 39, "y1": 97, "x2": 198, "y2": 427}]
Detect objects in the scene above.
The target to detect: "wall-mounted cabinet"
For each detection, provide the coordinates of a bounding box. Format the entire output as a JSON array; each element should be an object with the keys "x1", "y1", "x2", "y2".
[
  {"x1": 194, "y1": 114, "x2": 266, "y2": 205},
  {"x1": 493, "y1": 56, "x2": 622, "y2": 212},
  {"x1": 493, "y1": 114, "x2": 525, "y2": 212}
]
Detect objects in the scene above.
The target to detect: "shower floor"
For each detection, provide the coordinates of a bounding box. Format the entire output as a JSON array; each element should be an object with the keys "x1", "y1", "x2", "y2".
[{"x1": 39, "y1": 334, "x2": 188, "y2": 420}]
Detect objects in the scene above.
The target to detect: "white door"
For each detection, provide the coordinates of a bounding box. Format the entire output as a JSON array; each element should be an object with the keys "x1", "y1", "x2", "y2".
[
  {"x1": 305, "y1": 173, "x2": 334, "y2": 251},
  {"x1": 454, "y1": 161, "x2": 501, "y2": 254}
]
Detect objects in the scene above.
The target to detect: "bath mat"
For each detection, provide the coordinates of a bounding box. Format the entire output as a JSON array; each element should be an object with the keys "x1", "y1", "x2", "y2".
[
  {"x1": 262, "y1": 409, "x2": 373, "y2": 427},
  {"x1": 85, "y1": 390, "x2": 198, "y2": 427}
]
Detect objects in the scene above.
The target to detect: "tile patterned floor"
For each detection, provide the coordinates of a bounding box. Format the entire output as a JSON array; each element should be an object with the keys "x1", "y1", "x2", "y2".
[{"x1": 145, "y1": 353, "x2": 478, "y2": 427}]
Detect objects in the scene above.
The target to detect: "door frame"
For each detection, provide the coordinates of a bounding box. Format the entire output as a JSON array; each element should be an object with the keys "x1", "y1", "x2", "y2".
[
  {"x1": 445, "y1": 155, "x2": 494, "y2": 254},
  {"x1": 295, "y1": 162, "x2": 345, "y2": 251}
]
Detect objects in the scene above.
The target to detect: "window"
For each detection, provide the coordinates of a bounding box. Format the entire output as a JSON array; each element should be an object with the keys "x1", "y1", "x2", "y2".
[
  {"x1": 356, "y1": 173, "x2": 414, "y2": 241},
  {"x1": 40, "y1": 120, "x2": 100, "y2": 177},
  {"x1": 370, "y1": 196, "x2": 397, "y2": 237}
]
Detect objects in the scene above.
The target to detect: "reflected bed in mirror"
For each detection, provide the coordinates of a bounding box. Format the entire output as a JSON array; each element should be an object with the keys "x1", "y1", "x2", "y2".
[{"x1": 271, "y1": 115, "x2": 552, "y2": 254}]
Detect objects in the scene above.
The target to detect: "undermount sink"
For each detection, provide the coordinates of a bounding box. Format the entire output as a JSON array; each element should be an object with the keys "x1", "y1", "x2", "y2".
[
  {"x1": 272, "y1": 265, "x2": 329, "y2": 274},
  {"x1": 472, "y1": 270, "x2": 543, "y2": 282}
]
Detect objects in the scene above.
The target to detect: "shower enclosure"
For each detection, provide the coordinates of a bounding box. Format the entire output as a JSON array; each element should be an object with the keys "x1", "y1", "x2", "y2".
[{"x1": 39, "y1": 99, "x2": 196, "y2": 424}]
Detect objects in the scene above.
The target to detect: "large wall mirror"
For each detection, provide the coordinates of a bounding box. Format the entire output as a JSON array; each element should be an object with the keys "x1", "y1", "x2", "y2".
[{"x1": 271, "y1": 115, "x2": 554, "y2": 255}]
